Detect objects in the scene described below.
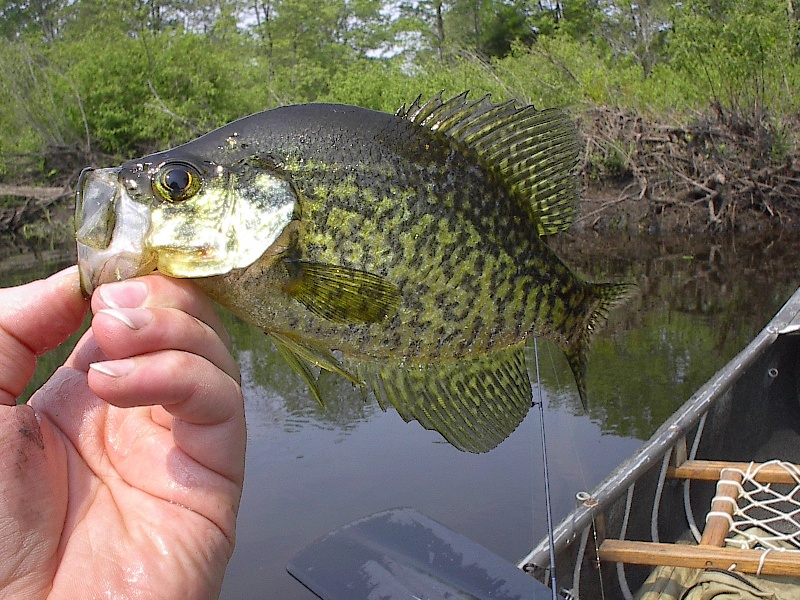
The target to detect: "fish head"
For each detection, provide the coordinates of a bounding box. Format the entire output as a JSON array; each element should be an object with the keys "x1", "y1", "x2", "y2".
[{"x1": 76, "y1": 151, "x2": 296, "y2": 295}]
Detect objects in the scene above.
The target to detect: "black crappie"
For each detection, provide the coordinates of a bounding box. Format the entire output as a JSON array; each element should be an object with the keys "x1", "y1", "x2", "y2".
[{"x1": 76, "y1": 92, "x2": 631, "y2": 452}]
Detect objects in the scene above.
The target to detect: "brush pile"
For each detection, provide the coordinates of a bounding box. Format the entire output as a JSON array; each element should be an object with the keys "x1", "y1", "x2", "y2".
[{"x1": 577, "y1": 104, "x2": 800, "y2": 233}]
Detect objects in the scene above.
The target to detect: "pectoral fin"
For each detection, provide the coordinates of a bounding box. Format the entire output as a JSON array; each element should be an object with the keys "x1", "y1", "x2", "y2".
[
  {"x1": 282, "y1": 260, "x2": 401, "y2": 324},
  {"x1": 350, "y1": 344, "x2": 533, "y2": 453}
]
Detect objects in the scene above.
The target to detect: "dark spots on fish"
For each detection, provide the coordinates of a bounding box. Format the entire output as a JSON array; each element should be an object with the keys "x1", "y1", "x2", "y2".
[
  {"x1": 386, "y1": 326, "x2": 403, "y2": 351},
  {"x1": 489, "y1": 269, "x2": 502, "y2": 298},
  {"x1": 470, "y1": 316, "x2": 486, "y2": 346},
  {"x1": 414, "y1": 282, "x2": 431, "y2": 304},
  {"x1": 473, "y1": 253, "x2": 486, "y2": 275},
  {"x1": 442, "y1": 301, "x2": 458, "y2": 324},
  {"x1": 287, "y1": 314, "x2": 300, "y2": 330},
  {"x1": 432, "y1": 324, "x2": 447, "y2": 347},
  {"x1": 413, "y1": 229, "x2": 429, "y2": 256},
  {"x1": 407, "y1": 337, "x2": 422, "y2": 355}
]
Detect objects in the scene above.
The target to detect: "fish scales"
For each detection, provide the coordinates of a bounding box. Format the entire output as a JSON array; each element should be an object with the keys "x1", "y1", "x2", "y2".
[
  {"x1": 215, "y1": 108, "x2": 572, "y2": 359},
  {"x1": 75, "y1": 93, "x2": 632, "y2": 452}
]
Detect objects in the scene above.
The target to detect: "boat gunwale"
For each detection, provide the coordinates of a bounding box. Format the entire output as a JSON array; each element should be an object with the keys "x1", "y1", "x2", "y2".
[{"x1": 519, "y1": 286, "x2": 800, "y2": 571}]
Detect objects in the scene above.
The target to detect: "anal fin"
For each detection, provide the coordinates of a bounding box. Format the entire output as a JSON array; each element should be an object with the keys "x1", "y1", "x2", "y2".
[{"x1": 350, "y1": 344, "x2": 533, "y2": 453}]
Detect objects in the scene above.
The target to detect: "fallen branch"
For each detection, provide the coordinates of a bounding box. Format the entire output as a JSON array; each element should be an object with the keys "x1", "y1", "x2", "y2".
[
  {"x1": 0, "y1": 186, "x2": 72, "y2": 233},
  {"x1": 579, "y1": 104, "x2": 800, "y2": 231},
  {"x1": 0, "y1": 184, "x2": 69, "y2": 202}
]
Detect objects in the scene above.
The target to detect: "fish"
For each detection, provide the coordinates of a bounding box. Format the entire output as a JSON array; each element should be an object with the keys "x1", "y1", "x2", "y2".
[{"x1": 75, "y1": 92, "x2": 632, "y2": 453}]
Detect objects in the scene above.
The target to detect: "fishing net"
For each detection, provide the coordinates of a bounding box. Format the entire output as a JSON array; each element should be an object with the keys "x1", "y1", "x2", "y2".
[
  {"x1": 708, "y1": 460, "x2": 800, "y2": 561},
  {"x1": 635, "y1": 461, "x2": 800, "y2": 600}
]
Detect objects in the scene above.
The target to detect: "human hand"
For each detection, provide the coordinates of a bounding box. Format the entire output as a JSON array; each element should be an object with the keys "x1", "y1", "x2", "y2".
[{"x1": 0, "y1": 267, "x2": 245, "y2": 600}]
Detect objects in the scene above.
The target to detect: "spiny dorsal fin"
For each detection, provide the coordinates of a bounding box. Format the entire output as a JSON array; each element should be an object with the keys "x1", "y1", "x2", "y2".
[
  {"x1": 348, "y1": 343, "x2": 533, "y2": 453},
  {"x1": 282, "y1": 260, "x2": 401, "y2": 324},
  {"x1": 398, "y1": 92, "x2": 580, "y2": 235}
]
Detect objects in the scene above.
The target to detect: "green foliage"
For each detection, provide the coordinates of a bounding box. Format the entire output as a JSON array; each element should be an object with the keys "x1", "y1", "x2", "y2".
[
  {"x1": 319, "y1": 59, "x2": 416, "y2": 112},
  {"x1": 60, "y1": 29, "x2": 266, "y2": 156},
  {"x1": 444, "y1": 0, "x2": 534, "y2": 57},
  {"x1": 20, "y1": 210, "x2": 74, "y2": 247},
  {"x1": 668, "y1": 0, "x2": 799, "y2": 113},
  {"x1": 0, "y1": 0, "x2": 797, "y2": 182}
]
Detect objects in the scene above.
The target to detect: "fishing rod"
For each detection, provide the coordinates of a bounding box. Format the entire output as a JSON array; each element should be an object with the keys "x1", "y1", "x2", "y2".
[{"x1": 532, "y1": 337, "x2": 559, "y2": 600}]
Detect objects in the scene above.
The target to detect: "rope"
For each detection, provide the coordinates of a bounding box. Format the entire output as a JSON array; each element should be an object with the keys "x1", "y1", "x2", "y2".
[
  {"x1": 651, "y1": 451, "x2": 672, "y2": 544},
  {"x1": 707, "y1": 459, "x2": 800, "y2": 556},
  {"x1": 684, "y1": 413, "x2": 708, "y2": 542},
  {"x1": 617, "y1": 484, "x2": 636, "y2": 600},
  {"x1": 756, "y1": 548, "x2": 773, "y2": 576},
  {"x1": 571, "y1": 519, "x2": 590, "y2": 600}
]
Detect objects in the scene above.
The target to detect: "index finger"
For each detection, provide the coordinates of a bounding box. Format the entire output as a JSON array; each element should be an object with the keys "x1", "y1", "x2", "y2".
[{"x1": 91, "y1": 274, "x2": 232, "y2": 349}]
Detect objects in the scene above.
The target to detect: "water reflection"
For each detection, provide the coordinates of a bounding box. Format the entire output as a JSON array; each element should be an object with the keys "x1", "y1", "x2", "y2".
[
  {"x1": 548, "y1": 232, "x2": 800, "y2": 438},
  {"x1": 213, "y1": 231, "x2": 800, "y2": 445},
  {"x1": 224, "y1": 318, "x2": 381, "y2": 437},
  {"x1": 2, "y1": 232, "x2": 799, "y2": 599}
]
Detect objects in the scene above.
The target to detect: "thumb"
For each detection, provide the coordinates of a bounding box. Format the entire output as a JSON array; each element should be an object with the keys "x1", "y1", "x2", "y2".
[{"x1": 0, "y1": 265, "x2": 89, "y2": 405}]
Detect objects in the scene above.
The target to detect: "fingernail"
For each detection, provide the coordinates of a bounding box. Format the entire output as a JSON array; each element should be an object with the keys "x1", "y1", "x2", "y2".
[
  {"x1": 90, "y1": 358, "x2": 135, "y2": 377},
  {"x1": 97, "y1": 280, "x2": 148, "y2": 309},
  {"x1": 97, "y1": 308, "x2": 152, "y2": 330}
]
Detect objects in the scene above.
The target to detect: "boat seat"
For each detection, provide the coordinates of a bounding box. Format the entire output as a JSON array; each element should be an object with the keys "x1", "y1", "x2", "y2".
[{"x1": 598, "y1": 459, "x2": 800, "y2": 576}]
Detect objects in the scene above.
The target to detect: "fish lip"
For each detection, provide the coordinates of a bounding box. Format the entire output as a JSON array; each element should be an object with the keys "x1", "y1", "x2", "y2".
[{"x1": 75, "y1": 167, "x2": 155, "y2": 295}]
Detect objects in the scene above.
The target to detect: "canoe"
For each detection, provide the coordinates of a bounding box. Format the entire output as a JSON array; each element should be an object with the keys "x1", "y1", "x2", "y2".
[
  {"x1": 290, "y1": 287, "x2": 800, "y2": 600},
  {"x1": 519, "y1": 286, "x2": 800, "y2": 598}
]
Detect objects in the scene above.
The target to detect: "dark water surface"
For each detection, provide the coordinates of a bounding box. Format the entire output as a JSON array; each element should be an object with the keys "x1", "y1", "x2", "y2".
[{"x1": 2, "y1": 231, "x2": 799, "y2": 599}]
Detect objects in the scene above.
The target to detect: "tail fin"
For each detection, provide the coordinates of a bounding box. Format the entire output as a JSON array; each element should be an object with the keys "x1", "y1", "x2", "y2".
[{"x1": 565, "y1": 282, "x2": 635, "y2": 411}]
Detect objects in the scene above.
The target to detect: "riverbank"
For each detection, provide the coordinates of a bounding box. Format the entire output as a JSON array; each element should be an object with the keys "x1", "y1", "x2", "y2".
[
  {"x1": 574, "y1": 104, "x2": 800, "y2": 234},
  {"x1": 2, "y1": 103, "x2": 798, "y2": 238}
]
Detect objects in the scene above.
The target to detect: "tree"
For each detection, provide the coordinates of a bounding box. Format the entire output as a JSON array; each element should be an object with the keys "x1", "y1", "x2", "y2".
[
  {"x1": 447, "y1": 0, "x2": 534, "y2": 57},
  {"x1": 0, "y1": 0, "x2": 64, "y2": 41},
  {"x1": 600, "y1": 0, "x2": 671, "y2": 77},
  {"x1": 394, "y1": 0, "x2": 448, "y2": 61},
  {"x1": 249, "y1": 0, "x2": 388, "y2": 101},
  {"x1": 669, "y1": 0, "x2": 798, "y2": 111}
]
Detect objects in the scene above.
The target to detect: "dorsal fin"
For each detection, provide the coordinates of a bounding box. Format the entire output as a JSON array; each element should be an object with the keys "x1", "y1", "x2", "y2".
[{"x1": 398, "y1": 92, "x2": 580, "y2": 235}]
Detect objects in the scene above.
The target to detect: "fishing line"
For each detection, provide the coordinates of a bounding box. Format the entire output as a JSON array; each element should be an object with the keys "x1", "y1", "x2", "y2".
[
  {"x1": 532, "y1": 337, "x2": 558, "y2": 600},
  {"x1": 544, "y1": 340, "x2": 592, "y2": 507}
]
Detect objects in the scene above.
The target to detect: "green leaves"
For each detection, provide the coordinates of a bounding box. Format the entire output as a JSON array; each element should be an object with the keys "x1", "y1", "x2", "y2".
[
  {"x1": 669, "y1": 0, "x2": 798, "y2": 112},
  {"x1": 0, "y1": 0, "x2": 798, "y2": 182}
]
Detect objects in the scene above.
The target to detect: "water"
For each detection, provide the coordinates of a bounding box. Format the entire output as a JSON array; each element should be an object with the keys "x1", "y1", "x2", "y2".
[{"x1": 2, "y1": 231, "x2": 798, "y2": 599}]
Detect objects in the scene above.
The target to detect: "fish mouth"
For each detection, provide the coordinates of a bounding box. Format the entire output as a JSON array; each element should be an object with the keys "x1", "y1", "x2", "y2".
[{"x1": 75, "y1": 167, "x2": 157, "y2": 296}]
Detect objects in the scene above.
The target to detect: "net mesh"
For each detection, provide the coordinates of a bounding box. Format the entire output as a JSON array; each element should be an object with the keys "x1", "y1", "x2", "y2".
[{"x1": 707, "y1": 460, "x2": 800, "y2": 554}]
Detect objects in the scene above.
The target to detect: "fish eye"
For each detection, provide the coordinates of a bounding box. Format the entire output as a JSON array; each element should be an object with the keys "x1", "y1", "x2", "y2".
[{"x1": 153, "y1": 162, "x2": 202, "y2": 202}]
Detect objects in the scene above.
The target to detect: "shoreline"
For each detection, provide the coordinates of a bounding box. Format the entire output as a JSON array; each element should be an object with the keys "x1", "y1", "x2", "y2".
[
  {"x1": 2, "y1": 102, "x2": 797, "y2": 237},
  {"x1": 1, "y1": 179, "x2": 796, "y2": 257}
]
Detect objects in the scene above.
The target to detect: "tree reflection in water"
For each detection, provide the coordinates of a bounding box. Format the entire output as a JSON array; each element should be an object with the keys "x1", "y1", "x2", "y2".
[{"x1": 3, "y1": 232, "x2": 799, "y2": 600}]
